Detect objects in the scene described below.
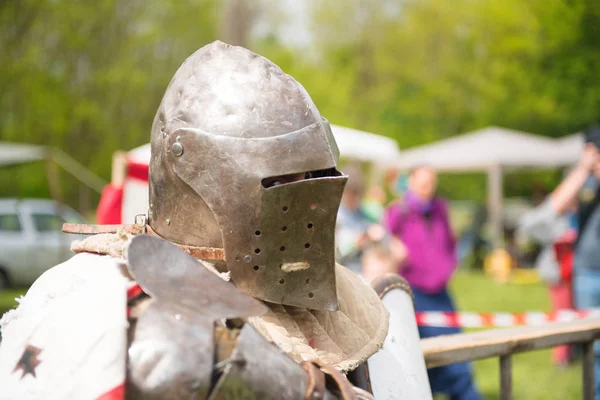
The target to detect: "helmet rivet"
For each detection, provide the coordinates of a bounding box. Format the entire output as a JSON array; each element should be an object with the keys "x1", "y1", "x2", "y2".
[
  {"x1": 172, "y1": 142, "x2": 183, "y2": 156},
  {"x1": 244, "y1": 255, "x2": 252, "y2": 263},
  {"x1": 166, "y1": 218, "x2": 171, "y2": 225}
]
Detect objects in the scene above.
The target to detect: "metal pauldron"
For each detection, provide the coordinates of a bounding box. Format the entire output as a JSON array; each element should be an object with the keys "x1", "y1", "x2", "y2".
[
  {"x1": 123, "y1": 235, "x2": 370, "y2": 400},
  {"x1": 127, "y1": 319, "x2": 369, "y2": 400}
]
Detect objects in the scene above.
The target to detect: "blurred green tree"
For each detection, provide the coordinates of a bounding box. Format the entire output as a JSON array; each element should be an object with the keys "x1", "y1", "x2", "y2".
[
  {"x1": 0, "y1": 0, "x2": 219, "y2": 208},
  {"x1": 256, "y1": 0, "x2": 600, "y2": 200},
  {"x1": 2, "y1": 0, "x2": 600, "y2": 209}
]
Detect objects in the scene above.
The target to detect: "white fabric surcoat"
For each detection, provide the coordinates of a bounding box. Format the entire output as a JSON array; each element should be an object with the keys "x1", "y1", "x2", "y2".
[{"x1": 0, "y1": 253, "x2": 128, "y2": 400}]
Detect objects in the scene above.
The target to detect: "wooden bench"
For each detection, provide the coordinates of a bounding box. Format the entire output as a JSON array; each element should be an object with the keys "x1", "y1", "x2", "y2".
[{"x1": 421, "y1": 317, "x2": 600, "y2": 400}]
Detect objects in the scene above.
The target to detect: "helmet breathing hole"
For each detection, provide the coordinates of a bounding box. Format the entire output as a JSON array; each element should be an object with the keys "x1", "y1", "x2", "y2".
[
  {"x1": 305, "y1": 243, "x2": 311, "y2": 249},
  {"x1": 255, "y1": 230, "x2": 261, "y2": 236},
  {"x1": 308, "y1": 292, "x2": 314, "y2": 298},
  {"x1": 307, "y1": 223, "x2": 314, "y2": 229},
  {"x1": 281, "y1": 226, "x2": 287, "y2": 232},
  {"x1": 306, "y1": 278, "x2": 311, "y2": 284},
  {"x1": 279, "y1": 279, "x2": 285, "y2": 284},
  {"x1": 235, "y1": 256, "x2": 241, "y2": 262},
  {"x1": 282, "y1": 206, "x2": 289, "y2": 212},
  {"x1": 254, "y1": 248, "x2": 261, "y2": 254},
  {"x1": 280, "y1": 246, "x2": 286, "y2": 252},
  {"x1": 253, "y1": 265, "x2": 259, "y2": 271}
]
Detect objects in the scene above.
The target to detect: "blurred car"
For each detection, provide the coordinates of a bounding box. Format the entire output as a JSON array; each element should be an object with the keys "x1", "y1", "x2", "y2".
[{"x1": 0, "y1": 198, "x2": 86, "y2": 290}]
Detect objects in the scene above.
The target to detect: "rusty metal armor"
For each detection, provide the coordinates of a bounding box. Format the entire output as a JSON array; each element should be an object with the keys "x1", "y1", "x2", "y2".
[
  {"x1": 148, "y1": 41, "x2": 346, "y2": 311},
  {"x1": 125, "y1": 235, "x2": 370, "y2": 400}
]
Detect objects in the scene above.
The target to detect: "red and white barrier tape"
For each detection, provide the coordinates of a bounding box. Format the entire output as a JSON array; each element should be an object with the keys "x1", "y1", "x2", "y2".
[{"x1": 415, "y1": 310, "x2": 600, "y2": 328}]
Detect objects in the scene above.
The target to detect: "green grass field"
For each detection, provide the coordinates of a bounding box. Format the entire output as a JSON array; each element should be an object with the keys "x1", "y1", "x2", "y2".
[
  {"x1": 0, "y1": 273, "x2": 583, "y2": 398},
  {"x1": 448, "y1": 271, "x2": 581, "y2": 400}
]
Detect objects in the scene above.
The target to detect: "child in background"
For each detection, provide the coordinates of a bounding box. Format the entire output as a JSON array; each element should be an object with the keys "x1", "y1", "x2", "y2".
[
  {"x1": 361, "y1": 185, "x2": 387, "y2": 223},
  {"x1": 362, "y1": 244, "x2": 407, "y2": 283},
  {"x1": 336, "y1": 164, "x2": 386, "y2": 275}
]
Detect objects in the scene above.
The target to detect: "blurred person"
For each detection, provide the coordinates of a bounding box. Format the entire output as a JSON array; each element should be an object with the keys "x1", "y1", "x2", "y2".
[
  {"x1": 383, "y1": 166, "x2": 482, "y2": 400},
  {"x1": 457, "y1": 204, "x2": 490, "y2": 270},
  {"x1": 519, "y1": 166, "x2": 580, "y2": 367},
  {"x1": 336, "y1": 164, "x2": 387, "y2": 275},
  {"x1": 572, "y1": 125, "x2": 600, "y2": 399},
  {"x1": 362, "y1": 184, "x2": 387, "y2": 222},
  {"x1": 361, "y1": 243, "x2": 406, "y2": 283},
  {"x1": 525, "y1": 125, "x2": 600, "y2": 397}
]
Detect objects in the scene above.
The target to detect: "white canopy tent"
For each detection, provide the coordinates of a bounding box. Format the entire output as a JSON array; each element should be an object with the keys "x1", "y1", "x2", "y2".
[
  {"x1": 393, "y1": 126, "x2": 571, "y2": 171},
  {"x1": 0, "y1": 142, "x2": 47, "y2": 167},
  {"x1": 557, "y1": 132, "x2": 585, "y2": 162},
  {"x1": 390, "y1": 127, "x2": 580, "y2": 246},
  {"x1": 332, "y1": 125, "x2": 401, "y2": 165}
]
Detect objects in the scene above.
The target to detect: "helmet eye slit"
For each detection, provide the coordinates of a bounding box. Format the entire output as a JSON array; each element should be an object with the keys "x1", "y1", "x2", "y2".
[{"x1": 261, "y1": 168, "x2": 341, "y2": 189}]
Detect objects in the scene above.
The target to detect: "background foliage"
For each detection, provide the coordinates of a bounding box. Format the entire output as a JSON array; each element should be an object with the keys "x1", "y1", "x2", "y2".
[{"x1": 2, "y1": 0, "x2": 600, "y2": 206}]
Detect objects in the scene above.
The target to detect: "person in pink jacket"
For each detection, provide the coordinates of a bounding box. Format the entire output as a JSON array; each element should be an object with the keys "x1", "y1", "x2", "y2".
[{"x1": 384, "y1": 166, "x2": 482, "y2": 400}]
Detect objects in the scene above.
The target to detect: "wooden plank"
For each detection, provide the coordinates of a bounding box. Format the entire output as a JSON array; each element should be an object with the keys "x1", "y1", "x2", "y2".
[
  {"x1": 62, "y1": 223, "x2": 144, "y2": 235},
  {"x1": 582, "y1": 341, "x2": 595, "y2": 400},
  {"x1": 499, "y1": 355, "x2": 512, "y2": 400},
  {"x1": 421, "y1": 317, "x2": 600, "y2": 368}
]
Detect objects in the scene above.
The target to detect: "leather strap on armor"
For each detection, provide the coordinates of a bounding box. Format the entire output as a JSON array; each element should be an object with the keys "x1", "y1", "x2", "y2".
[
  {"x1": 301, "y1": 361, "x2": 326, "y2": 400},
  {"x1": 307, "y1": 359, "x2": 375, "y2": 400},
  {"x1": 370, "y1": 273, "x2": 414, "y2": 304},
  {"x1": 347, "y1": 363, "x2": 372, "y2": 395},
  {"x1": 353, "y1": 387, "x2": 375, "y2": 400},
  {"x1": 62, "y1": 223, "x2": 226, "y2": 261}
]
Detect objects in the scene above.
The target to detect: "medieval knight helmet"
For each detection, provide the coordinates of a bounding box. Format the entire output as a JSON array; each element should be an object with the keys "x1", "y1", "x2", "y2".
[{"x1": 148, "y1": 41, "x2": 347, "y2": 311}]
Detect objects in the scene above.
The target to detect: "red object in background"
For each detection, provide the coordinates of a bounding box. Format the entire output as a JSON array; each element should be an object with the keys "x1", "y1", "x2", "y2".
[
  {"x1": 96, "y1": 184, "x2": 123, "y2": 224},
  {"x1": 96, "y1": 157, "x2": 150, "y2": 224},
  {"x1": 126, "y1": 161, "x2": 149, "y2": 182},
  {"x1": 553, "y1": 229, "x2": 577, "y2": 282}
]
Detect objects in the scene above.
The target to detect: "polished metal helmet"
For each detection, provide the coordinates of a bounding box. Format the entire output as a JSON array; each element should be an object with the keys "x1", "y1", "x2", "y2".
[{"x1": 148, "y1": 41, "x2": 347, "y2": 311}]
